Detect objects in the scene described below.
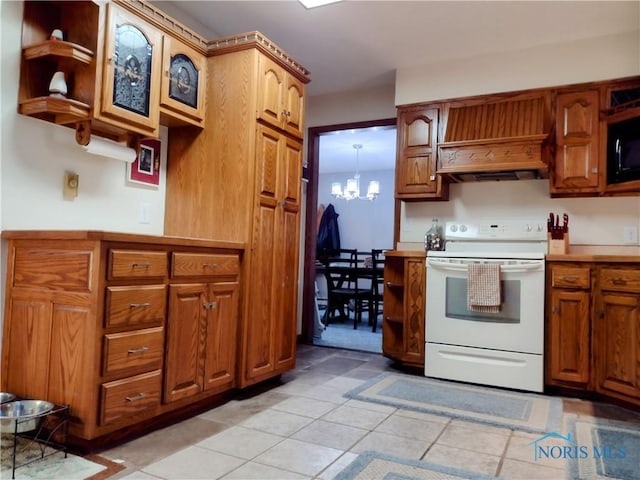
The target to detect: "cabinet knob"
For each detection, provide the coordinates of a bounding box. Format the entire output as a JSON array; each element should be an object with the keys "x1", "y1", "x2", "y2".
[
  {"x1": 204, "y1": 302, "x2": 217, "y2": 310},
  {"x1": 552, "y1": 306, "x2": 560, "y2": 314}
]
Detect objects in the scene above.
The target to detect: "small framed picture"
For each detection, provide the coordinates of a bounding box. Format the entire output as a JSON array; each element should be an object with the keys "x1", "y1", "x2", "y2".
[{"x1": 128, "y1": 138, "x2": 161, "y2": 187}]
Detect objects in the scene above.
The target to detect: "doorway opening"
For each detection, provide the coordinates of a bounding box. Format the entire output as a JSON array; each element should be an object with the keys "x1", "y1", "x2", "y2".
[{"x1": 300, "y1": 118, "x2": 396, "y2": 353}]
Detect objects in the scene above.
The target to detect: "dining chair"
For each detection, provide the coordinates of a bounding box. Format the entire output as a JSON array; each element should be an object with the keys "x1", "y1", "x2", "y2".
[
  {"x1": 322, "y1": 249, "x2": 370, "y2": 329},
  {"x1": 368, "y1": 249, "x2": 386, "y2": 332}
]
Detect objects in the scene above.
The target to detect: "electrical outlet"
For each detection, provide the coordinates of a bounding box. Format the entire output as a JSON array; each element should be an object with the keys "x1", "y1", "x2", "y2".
[
  {"x1": 623, "y1": 226, "x2": 639, "y2": 244},
  {"x1": 139, "y1": 203, "x2": 151, "y2": 224},
  {"x1": 63, "y1": 172, "x2": 79, "y2": 199}
]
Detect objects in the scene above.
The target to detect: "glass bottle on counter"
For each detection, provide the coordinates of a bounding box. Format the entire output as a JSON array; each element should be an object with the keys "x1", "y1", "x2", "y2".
[{"x1": 424, "y1": 218, "x2": 444, "y2": 251}]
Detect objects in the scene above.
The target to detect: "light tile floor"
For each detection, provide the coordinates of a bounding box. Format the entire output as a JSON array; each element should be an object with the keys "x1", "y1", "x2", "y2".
[{"x1": 100, "y1": 344, "x2": 640, "y2": 480}]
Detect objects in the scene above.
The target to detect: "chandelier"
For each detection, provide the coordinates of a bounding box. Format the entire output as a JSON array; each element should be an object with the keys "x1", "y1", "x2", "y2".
[{"x1": 331, "y1": 144, "x2": 380, "y2": 201}]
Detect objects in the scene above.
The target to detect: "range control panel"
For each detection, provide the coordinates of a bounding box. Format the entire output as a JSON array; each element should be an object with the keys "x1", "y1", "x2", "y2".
[{"x1": 445, "y1": 221, "x2": 547, "y2": 241}]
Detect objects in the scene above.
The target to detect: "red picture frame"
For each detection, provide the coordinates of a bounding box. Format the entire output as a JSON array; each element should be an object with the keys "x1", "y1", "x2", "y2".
[{"x1": 128, "y1": 138, "x2": 161, "y2": 187}]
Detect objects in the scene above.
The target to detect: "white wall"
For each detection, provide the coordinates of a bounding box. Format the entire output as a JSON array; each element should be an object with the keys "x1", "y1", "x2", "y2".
[
  {"x1": 396, "y1": 31, "x2": 640, "y2": 105},
  {"x1": 1, "y1": 0, "x2": 167, "y2": 235},
  {"x1": 318, "y1": 170, "x2": 395, "y2": 252},
  {"x1": 306, "y1": 85, "x2": 397, "y2": 128},
  {"x1": 401, "y1": 180, "x2": 640, "y2": 248}
]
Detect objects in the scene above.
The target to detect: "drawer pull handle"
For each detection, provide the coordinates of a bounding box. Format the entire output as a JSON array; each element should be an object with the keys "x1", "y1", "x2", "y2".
[
  {"x1": 612, "y1": 278, "x2": 627, "y2": 285},
  {"x1": 127, "y1": 346, "x2": 149, "y2": 355},
  {"x1": 562, "y1": 276, "x2": 578, "y2": 282},
  {"x1": 203, "y1": 302, "x2": 217, "y2": 310},
  {"x1": 130, "y1": 302, "x2": 151, "y2": 308},
  {"x1": 131, "y1": 263, "x2": 151, "y2": 268},
  {"x1": 125, "y1": 393, "x2": 147, "y2": 402},
  {"x1": 202, "y1": 263, "x2": 219, "y2": 269}
]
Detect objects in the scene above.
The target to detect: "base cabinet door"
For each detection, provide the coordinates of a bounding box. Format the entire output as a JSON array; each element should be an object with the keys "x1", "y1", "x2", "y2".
[
  {"x1": 164, "y1": 284, "x2": 205, "y2": 402},
  {"x1": 547, "y1": 289, "x2": 591, "y2": 386},
  {"x1": 165, "y1": 282, "x2": 238, "y2": 402},
  {"x1": 595, "y1": 291, "x2": 640, "y2": 401},
  {"x1": 203, "y1": 282, "x2": 239, "y2": 391},
  {"x1": 382, "y1": 252, "x2": 426, "y2": 368}
]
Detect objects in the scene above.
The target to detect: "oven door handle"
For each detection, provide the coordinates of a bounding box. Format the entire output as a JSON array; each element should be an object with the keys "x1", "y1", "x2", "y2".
[{"x1": 426, "y1": 259, "x2": 544, "y2": 273}]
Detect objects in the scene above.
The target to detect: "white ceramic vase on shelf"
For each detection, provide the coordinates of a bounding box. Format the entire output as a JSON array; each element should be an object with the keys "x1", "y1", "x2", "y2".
[{"x1": 49, "y1": 71, "x2": 67, "y2": 97}]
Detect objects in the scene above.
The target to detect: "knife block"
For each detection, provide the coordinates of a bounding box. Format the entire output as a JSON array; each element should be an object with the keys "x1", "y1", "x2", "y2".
[{"x1": 548, "y1": 233, "x2": 569, "y2": 254}]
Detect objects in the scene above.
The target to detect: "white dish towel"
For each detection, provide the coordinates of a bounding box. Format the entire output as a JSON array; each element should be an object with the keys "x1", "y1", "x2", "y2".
[{"x1": 467, "y1": 263, "x2": 501, "y2": 313}]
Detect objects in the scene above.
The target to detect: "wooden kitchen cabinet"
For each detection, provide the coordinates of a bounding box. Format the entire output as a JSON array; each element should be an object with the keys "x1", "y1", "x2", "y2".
[
  {"x1": 395, "y1": 106, "x2": 448, "y2": 201},
  {"x1": 18, "y1": 1, "x2": 208, "y2": 140},
  {"x1": 551, "y1": 90, "x2": 600, "y2": 195},
  {"x1": 546, "y1": 259, "x2": 640, "y2": 409},
  {"x1": 594, "y1": 266, "x2": 640, "y2": 403},
  {"x1": 0, "y1": 232, "x2": 243, "y2": 443},
  {"x1": 546, "y1": 264, "x2": 592, "y2": 388},
  {"x1": 159, "y1": 31, "x2": 206, "y2": 128},
  {"x1": 257, "y1": 54, "x2": 305, "y2": 139},
  {"x1": 164, "y1": 33, "x2": 310, "y2": 388},
  {"x1": 99, "y1": 2, "x2": 162, "y2": 138},
  {"x1": 382, "y1": 251, "x2": 426, "y2": 368},
  {"x1": 164, "y1": 252, "x2": 240, "y2": 403},
  {"x1": 243, "y1": 124, "x2": 302, "y2": 382}
]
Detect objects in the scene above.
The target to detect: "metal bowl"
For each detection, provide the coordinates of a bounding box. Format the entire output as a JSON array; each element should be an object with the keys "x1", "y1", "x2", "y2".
[
  {"x1": 0, "y1": 400, "x2": 54, "y2": 420},
  {"x1": 0, "y1": 392, "x2": 15, "y2": 404}
]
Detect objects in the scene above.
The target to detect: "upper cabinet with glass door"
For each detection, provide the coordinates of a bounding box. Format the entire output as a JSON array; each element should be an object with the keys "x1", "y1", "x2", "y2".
[
  {"x1": 99, "y1": 3, "x2": 162, "y2": 138},
  {"x1": 17, "y1": 1, "x2": 208, "y2": 141},
  {"x1": 159, "y1": 36, "x2": 206, "y2": 128}
]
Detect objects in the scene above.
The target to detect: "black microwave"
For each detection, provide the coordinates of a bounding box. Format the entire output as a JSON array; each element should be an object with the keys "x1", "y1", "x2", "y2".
[{"x1": 607, "y1": 116, "x2": 640, "y2": 184}]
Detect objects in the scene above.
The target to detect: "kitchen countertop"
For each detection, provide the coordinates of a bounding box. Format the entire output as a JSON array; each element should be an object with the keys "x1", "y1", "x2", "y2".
[
  {"x1": 545, "y1": 244, "x2": 640, "y2": 263},
  {"x1": 0, "y1": 230, "x2": 246, "y2": 250}
]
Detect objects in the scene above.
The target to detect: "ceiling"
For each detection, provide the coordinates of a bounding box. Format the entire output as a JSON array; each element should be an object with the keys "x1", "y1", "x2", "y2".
[{"x1": 157, "y1": 1, "x2": 639, "y2": 172}]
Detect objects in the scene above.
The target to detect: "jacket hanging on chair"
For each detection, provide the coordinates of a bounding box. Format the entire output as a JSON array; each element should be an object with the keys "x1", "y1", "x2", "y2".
[{"x1": 316, "y1": 203, "x2": 341, "y2": 260}]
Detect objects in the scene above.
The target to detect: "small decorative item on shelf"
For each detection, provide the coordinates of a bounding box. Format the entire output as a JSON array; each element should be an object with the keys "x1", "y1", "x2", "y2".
[
  {"x1": 48, "y1": 71, "x2": 67, "y2": 98},
  {"x1": 49, "y1": 29, "x2": 64, "y2": 41}
]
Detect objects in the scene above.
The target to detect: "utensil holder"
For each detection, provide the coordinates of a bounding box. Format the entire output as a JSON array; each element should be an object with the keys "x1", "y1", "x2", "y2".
[{"x1": 548, "y1": 234, "x2": 569, "y2": 254}]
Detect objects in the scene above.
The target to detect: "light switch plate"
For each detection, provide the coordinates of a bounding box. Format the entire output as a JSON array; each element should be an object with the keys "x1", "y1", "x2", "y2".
[{"x1": 63, "y1": 172, "x2": 79, "y2": 199}]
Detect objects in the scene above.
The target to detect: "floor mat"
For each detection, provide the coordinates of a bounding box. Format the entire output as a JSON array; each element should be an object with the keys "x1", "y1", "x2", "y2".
[
  {"x1": 1, "y1": 435, "x2": 124, "y2": 480},
  {"x1": 334, "y1": 450, "x2": 500, "y2": 480},
  {"x1": 564, "y1": 415, "x2": 640, "y2": 480},
  {"x1": 344, "y1": 372, "x2": 563, "y2": 434}
]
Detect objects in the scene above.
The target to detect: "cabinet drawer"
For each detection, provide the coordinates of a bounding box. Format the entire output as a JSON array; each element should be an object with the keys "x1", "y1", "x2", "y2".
[
  {"x1": 109, "y1": 250, "x2": 167, "y2": 279},
  {"x1": 600, "y1": 268, "x2": 640, "y2": 293},
  {"x1": 103, "y1": 327, "x2": 164, "y2": 375},
  {"x1": 551, "y1": 266, "x2": 590, "y2": 289},
  {"x1": 105, "y1": 285, "x2": 166, "y2": 328},
  {"x1": 100, "y1": 370, "x2": 162, "y2": 426},
  {"x1": 12, "y1": 246, "x2": 94, "y2": 291},
  {"x1": 172, "y1": 252, "x2": 240, "y2": 277}
]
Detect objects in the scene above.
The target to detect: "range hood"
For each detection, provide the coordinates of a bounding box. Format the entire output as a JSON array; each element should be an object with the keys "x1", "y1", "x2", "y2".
[{"x1": 437, "y1": 96, "x2": 551, "y2": 182}]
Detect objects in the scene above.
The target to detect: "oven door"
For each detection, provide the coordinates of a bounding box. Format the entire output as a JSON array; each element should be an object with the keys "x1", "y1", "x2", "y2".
[{"x1": 426, "y1": 257, "x2": 545, "y2": 354}]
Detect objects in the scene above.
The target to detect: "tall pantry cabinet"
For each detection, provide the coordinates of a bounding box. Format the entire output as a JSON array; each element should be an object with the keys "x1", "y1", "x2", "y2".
[{"x1": 164, "y1": 33, "x2": 310, "y2": 388}]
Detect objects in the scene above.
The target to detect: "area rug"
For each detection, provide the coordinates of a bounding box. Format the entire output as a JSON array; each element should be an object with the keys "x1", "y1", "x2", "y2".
[
  {"x1": 334, "y1": 450, "x2": 500, "y2": 480},
  {"x1": 564, "y1": 415, "x2": 640, "y2": 480},
  {"x1": 344, "y1": 372, "x2": 563, "y2": 434},
  {"x1": 0, "y1": 434, "x2": 124, "y2": 480}
]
